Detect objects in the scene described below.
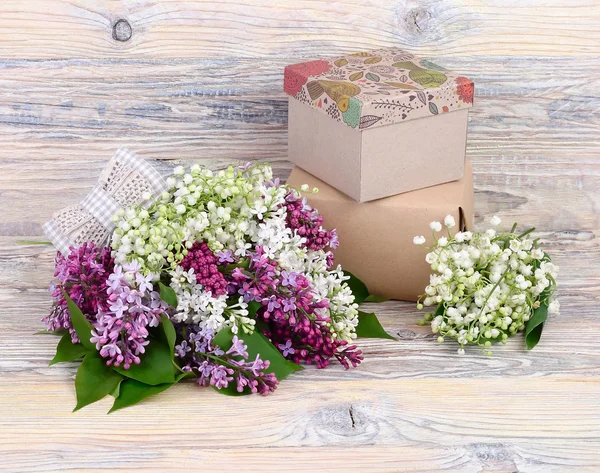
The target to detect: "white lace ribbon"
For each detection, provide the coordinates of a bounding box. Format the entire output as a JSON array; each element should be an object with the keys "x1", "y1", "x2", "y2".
[{"x1": 43, "y1": 148, "x2": 167, "y2": 256}]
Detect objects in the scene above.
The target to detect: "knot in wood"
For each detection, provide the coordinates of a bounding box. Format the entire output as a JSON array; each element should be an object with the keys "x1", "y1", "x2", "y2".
[
  {"x1": 112, "y1": 19, "x2": 132, "y2": 42},
  {"x1": 405, "y1": 7, "x2": 431, "y2": 35}
]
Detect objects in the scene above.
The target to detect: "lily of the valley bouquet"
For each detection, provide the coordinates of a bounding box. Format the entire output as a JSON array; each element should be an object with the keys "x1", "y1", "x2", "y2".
[
  {"x1": 414, "y1": 215, "x2": 559, "y2": 354},
  {"x1": 42, "y1": 150, "x2": 391, "y2": 412}
]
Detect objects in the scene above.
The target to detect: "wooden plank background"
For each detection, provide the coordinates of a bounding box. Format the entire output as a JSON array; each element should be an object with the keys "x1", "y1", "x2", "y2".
[{"x1": 1, "y1": 1, "x2": 599, "y2": 472}]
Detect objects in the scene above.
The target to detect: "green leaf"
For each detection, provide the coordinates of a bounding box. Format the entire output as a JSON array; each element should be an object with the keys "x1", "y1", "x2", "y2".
[
  {"x1": 50, "y1": 332, "x2": 89, "y2": 365},
  {"x1": 246, "y1": 300, "x2": 263, "y2": 318},
  {"x1": 212, "y1": 327, "x2": 302, "y2": 396},
  {"x1": 108, "y1": 373, "x2": 187, "y2": 413},
  {"x1": 110, "y1": 379, "x2": 124, "y2": 398},
  {"x1": 429, "y1": 102, "x2": 439, "y2": 115},
  {"x1": 61, "y1": 289, "x2": 95, "y2": 351},
  {"x1": 113, "y1": 338, "x2": 176, "y2": 385},
  {"x1": 364, "y1": 294, "x2": 389, "y2": 303},
  {"x1": 213, "y1": 327, "x2": 236, "y2": 352},
  {"x1": 74, "y1": 353, "x2": 123, "y2": 411},
  {"x1": 160, "y1": 315, "x2": 176, "y2": 357},
  {"x1": 343, "y1": 270, "x2": 370, "y2": 304},
  {"x1": 355, "y1": 310, "x2": 396, "y2": 340},
  {"x1": 35, "y1": 329, "x2": 67, "y2": 336},
  {"x1": 159, "y1": 282, "x2": 178, "y2": 308},
  {"x1": 525, "y1": 297, "x2": 550, "y2": 350},
  {"x1": 219, "y1": 258, "x2": 250, "y2": 275}
]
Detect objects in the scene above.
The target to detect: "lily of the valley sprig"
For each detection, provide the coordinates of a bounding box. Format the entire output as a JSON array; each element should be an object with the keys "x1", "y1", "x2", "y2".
[{"x1": 414, "y1": 215, "x2": 559, "y2": 354}]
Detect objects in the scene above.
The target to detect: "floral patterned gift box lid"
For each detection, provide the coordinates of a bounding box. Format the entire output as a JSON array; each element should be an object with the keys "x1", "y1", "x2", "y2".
[{"x1": 284, "y1": 48, "x2": 474, "y2": 130}]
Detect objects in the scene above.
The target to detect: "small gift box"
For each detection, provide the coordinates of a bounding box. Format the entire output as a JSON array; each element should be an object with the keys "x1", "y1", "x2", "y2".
[
  {"x1": 286, "y1": 160, "x2": 474, "y2": 302},
  {"x1": 284, "y1": 48, "x2": 474, "y2": 202}
]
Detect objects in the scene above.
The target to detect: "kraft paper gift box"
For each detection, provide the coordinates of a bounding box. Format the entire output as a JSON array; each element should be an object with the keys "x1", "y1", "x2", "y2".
[
  {"x1": 284, "y1": 48, "x2": 474, "y2": 202},
  {"x1": 286, "y1": 160, "x2": 474, "y2": 302}
]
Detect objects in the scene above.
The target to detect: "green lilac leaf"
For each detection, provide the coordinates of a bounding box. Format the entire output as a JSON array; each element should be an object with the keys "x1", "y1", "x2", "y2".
[
  {"x1": 212, "y1": 327, "x2": 302, "y2": 396},
  {"x1": 113, "y1": 338, "x2": 176, "y2": 386},
  {"x1": 246, "y1": 300, "x2": 263, "y2": 318},
  {"x1": 161, "y1": 315, "x2": 176, "y2": 357},
  {"x1": 434, "y1": 303, "x2": 445, "y2": 316},
  {"x1": 74, "y1": 352, "x2": 124, "y2": 412},
  {"x1": 159, "y1": 282, "x2": 178, "y2": 308},
  {"x1": 248, "y1": 331, "x2": 303, "y2": 378},
  {"x1": 50, "y1": 332, "x2": 88, "y2": 365},
  {"x1": 220, "y1": 258, "x2": 250, "y2": 275},
  {"x1": 215, "y1": 379, "x2": 253, "y2": 397},
  {"x1": 343, "y1": 270, "x2": 370, "y2": 304},
  {"x1": 213, "y1": 326, "x2": 236, "y2": 350},
  {"x1": 108, "y1": 373, "x2": 187, "y2": 413},
  {"x1": 110, "y1": 379, "x2": 123, "y2": 398},
  {"x1": 525, "y1": 297, "x2": 550, "y2": 350},
  {"x1": 35, "y1": 329, "x2": 66, "y2": 336},
  {"x1": 355, "y1": 310, "x2": 396, "y2": 340},
  {"x1": 61, "y1": 289, "x2": 95, "y2": 351}
]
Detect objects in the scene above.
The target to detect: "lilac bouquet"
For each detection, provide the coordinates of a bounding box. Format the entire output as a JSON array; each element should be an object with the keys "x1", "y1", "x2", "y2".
[{"x1": 43, "y1": 160, "x2": 392, "y2": 412}]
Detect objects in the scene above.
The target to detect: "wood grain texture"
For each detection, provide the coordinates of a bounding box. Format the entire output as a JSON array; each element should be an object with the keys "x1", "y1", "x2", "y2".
[
  {"x1": 0, "y1": 0, "x2": 599, "y2": 58},
  {"x1": 1, "y1": 1, "x2": 600, "y2": 472}
]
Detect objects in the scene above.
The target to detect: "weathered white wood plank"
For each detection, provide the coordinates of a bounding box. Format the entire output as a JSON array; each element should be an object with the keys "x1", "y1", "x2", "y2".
[
  {"x1": 0, "y1": 58, "x2": 598, "y2": 159},
  {"x1": 0, "y1": 0, "x2": 599, "y2": 58},
  {"x1": 0, "y1": 57, "x2": 598, "y2": 237},
  {"x1": 2, "y1": 376, "x2": 600, "y2": 472},
  {"x1": 0, "y1": 1, "x2": 599, "y2": 471}
]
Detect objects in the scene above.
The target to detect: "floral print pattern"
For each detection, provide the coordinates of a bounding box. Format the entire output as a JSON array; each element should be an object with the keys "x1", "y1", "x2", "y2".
[
  {"x1": 284, "y1": 59, "x2": 331, "y2": 96},
  {"x1": 456, "y1": 76, "x2": 475, "y2": 104},
  {"x1": 283, "y1": 48, "x2": 474, "y2": 130}
]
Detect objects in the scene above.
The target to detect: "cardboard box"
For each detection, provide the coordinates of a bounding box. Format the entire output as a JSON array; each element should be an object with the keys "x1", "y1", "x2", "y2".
[
  {"x1": 286, "y1": 160, "x2": 474, "y2": 302},
  {"x1": 284, "y1": 48, "x2": 474, "y2": 202}
]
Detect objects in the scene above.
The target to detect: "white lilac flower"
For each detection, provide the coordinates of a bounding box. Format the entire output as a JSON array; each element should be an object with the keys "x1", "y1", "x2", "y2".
[
  {"x1": 413, "y1": 235, "x2": 426, "y2": 245},
  {"x1": 109, "y1": 161, "x2": 360, "y2": 349}
]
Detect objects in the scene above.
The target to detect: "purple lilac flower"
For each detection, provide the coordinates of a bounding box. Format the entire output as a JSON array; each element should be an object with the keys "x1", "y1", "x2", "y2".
[
  {"x1": 278, "y1": 340, "x2": 295, "y2": 357},
  {"x1": 175, "y1": 340, "x2": 191, "y2": 358},
  {"x1": 282, "y1": 297, "x2": 296, "y2": 312},
  {"x1": 266, "y1": 177, "x2": 281, "y2": 188},
  {"x1": 179, "y1": 242, "x2": 228, "y2": 296},
  {"x1": 227, "y1": 247, "x2": 363, "y2": 370},
  {"x1": 283, "y1": 189, "x2": 338, "y2": 253},
  {"x1": 264, "y1": 295, "x2": 281, "y2": 312},
  {"x1": 91, "y1": 265, "x2": 169, "y2": 369},
  {"x1": 43, "y1": 243, "x2": 114, "y2": 343},
  {"x1": 217, "y1": 249, "x2": 235, "y2": 265},
  {"x1": 281, "y1": 270, "x2": 298, "y2": 288},
  {"x1": 174, "y1": 326, "x2": 278, "y2": 395}
]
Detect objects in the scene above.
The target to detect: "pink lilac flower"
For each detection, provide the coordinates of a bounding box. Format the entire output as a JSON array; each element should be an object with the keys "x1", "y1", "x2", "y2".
[
  {"x1": 90, "y1": 263, "x2": 169, "y2": 369},
  {"x1": 228, "y1": 247, "x2": 362, "y2": 369},
  {"x1": 175, "y1": 326, "x2": 278, "y2": 395},
  {"x1": 43, "y1": 243, "x2": 114, "y2": 343},
  {"x1": 179, "y1": 242, "x2": 228, "y2": 296},
  {"x1": 283, "y1": 189, "x2": 338, "y2": 253}
]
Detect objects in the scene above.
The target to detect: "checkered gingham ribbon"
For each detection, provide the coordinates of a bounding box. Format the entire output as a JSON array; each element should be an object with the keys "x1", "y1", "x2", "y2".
[
  {"x1": 80, "y1": 186, "x2": 120, "y2": 228},
  {"x1": 43, "y1": 148, "x2": 167, "y2": 255},
  {"x1": 42, "y1": 219, "x2": 72, "y2": 256},
  {"x1": 115, "y1": 148, "x2": 167, "y2": 195}
]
